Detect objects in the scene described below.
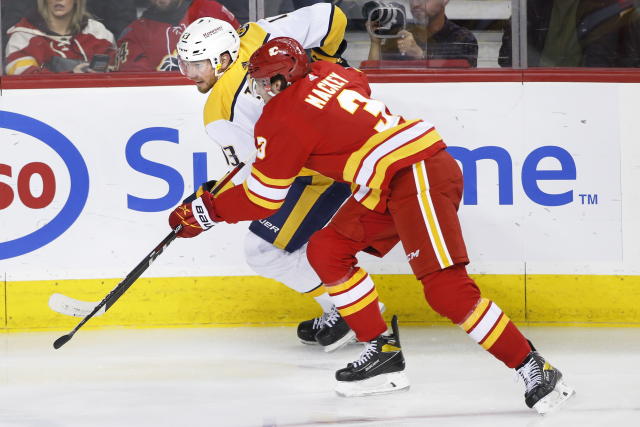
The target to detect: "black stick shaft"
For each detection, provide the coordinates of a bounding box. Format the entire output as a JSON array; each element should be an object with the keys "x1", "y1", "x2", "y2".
[{"x1": 53, "y1": 162, "x2": 246, "y2": 349}]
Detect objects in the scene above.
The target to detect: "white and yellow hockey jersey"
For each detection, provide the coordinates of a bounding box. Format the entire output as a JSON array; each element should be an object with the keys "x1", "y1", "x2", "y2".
[{"x1": 202, "y1": 3, "x2": 347, "y2": 184}]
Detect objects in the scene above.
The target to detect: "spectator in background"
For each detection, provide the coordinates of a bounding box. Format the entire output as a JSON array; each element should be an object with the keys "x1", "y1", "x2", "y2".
[
  {"x1": 499, "y1": 0, "x2": 637, "y2": 67},
  {"x1": 116, "y1": 0, "x2": 238, "y2": 72},
  {"x1": 86, "y1": 0, "x2": 137, "y2": 39},
  {"x1": 216, "y1": 1, "x2": 249, "y2": 23},
  {"x1": 366, "y1": 0, "x2": 478, "y2": 67},
  {"x1": 4, "y1": 0, "x2": 115, "y2": 75}
]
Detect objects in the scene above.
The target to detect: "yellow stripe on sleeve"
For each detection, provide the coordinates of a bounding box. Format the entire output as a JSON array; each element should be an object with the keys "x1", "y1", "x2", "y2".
[
  {"x1": 251, "y1": 167, "x2": 296, "y2": 187},
  {"x1": 367, "y1": 129, "x2": 442, "y2": 190},
  {"x1": 242, "y1": 181, "x2": 284, "y2": 210},
  {"x1": 7, "y1": 57, "x2": 38, "y2": 75},
  {"x1": 343, "y1": 120, "x2": 420, "y2": 183}
]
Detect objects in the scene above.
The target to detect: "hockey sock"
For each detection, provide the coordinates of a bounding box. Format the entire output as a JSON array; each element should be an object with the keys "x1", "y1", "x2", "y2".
[
  {"x1": 326, "y1": 267, "x2": 386, "y2": 342},
  {"x1": 305, "y1": 283, "x2": 333, "y2": 313},
  {"x1": 459, "y1": 298, "x2": 531, "y2": 368}
]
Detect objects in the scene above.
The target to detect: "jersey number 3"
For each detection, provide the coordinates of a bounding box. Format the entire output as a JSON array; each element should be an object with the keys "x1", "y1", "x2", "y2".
[
  {"x1": 256, "y1": 136, "x2": 267, "y2": 160},
  {"x1": 337, "y1": 89, "x2": 399, "y2": 132}
]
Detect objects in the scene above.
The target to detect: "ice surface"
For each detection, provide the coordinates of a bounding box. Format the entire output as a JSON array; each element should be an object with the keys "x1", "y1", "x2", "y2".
[{"x1": 0, "y1": 325, "x2": 638, "y2": 427}]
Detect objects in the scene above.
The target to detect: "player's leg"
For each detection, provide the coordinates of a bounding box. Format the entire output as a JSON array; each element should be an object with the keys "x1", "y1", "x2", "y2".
[
  {"x1": 389, "y1": 152, "x2": 574, "y2": 413},
  {"x1": 246, "y1": 175, "x2": 355, "y2": 349},
  {"x1": 307, "y1": 199, "x2": 409, "y2": 396}
]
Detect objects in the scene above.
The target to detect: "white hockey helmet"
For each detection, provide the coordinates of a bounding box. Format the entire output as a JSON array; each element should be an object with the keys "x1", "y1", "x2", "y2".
[{"x1": 177, "y1": 17, "x2": 240, "y2": 76}]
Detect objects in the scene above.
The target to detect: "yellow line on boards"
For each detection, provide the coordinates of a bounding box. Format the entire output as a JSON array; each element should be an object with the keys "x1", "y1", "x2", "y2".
[{"x1": 3, "y1": 274, "x2": 640, "y2": 330}]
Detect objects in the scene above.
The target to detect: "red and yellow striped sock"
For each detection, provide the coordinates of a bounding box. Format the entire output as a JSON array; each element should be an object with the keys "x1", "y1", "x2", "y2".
[
  {"x1": 459, "y1": 298, "x2": 531, "y2": 368},
  {"x1": 326, "y1": 267, "x2": 386, "y2": 342}
]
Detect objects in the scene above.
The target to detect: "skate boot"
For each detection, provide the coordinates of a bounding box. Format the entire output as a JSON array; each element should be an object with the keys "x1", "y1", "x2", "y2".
[
  {"x1": 334, "y1": 315, "x2": 410, "y2": 397},
  {"x1": 315, "y1": 305, "x2": 356, "y2": 352},
  {"x1": 296, "y1": 311, "x2": 330, "y2": 345},
  {"x1": 516, "y1": 347, "x2": 575, "y2": 414}
]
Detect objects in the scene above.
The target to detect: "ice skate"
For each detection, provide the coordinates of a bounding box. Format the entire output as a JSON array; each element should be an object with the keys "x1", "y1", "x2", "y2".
[
  {"x1": 297, "y1": 311, "x2": 330, "y2": 345},
  {"x1": 314, "y1": 305, "x2": 356, "y2": 352},
  {"x1": 334, "y1": 315, "x2": 410, "y2": 397},
  {"x1": 516, "y1": 350, "x2": 575, "y2": 414}
]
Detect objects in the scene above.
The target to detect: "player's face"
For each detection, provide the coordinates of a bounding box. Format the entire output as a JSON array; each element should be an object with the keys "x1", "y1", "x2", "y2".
[
  {"x1": 180, "y1": 59, "x2": 217, "y2": 93},
  {"x1": 47, "y1": 0, "x2": 75, "y2": 18},
  {"x1": 252, "y1": 77, "x2": 283, "y2": 104},
  {"x1": 410, "y1": 0, "x2": 447, "y2": 24}
]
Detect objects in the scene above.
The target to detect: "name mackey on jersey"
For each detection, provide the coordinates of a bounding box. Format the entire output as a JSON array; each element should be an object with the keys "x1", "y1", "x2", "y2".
[{"x1": 211, "y1": 61, "x2": 447, "y2": 222}]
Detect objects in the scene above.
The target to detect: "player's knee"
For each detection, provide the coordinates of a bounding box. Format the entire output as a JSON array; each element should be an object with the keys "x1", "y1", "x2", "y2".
[
  {"x1": 421, "y1": 264, "x2": 481, "y2": 324},
  {"x1": 307, "y1": 227, "x2": 356, "y2": 285},
  {"x1": 244, "y1": 232, "x2": 282, "y2": 275}
]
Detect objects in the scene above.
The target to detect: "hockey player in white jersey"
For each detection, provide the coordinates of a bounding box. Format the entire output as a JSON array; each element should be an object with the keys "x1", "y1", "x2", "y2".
[{"x1": 173, "y1": 3, "x2": 370, "y2": 350}]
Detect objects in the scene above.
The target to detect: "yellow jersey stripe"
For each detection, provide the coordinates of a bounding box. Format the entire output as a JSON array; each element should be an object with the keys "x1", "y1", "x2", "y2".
[
  {"x1": 7, "y1": 57, "x2": 38, "y2": 75},
  {"x1": 367, "y1": 130, "x2": 442, "y2": 189},
  {"x1": 252, "y1": 167, "x2": 296, "y2": 187},
  {"x1": 460, "y1": 298, "x2": 490, "y2": 332},
  {"x1": 480, "y1": 314, "x2": 510, "y2": 349},
  {"x1": 343, "y1": 120, "x2": 420, "y2": 183},
  {"x1": 273, "y1": 175, "x2": 333, "y2": 249},
  {"x1": 242, "y1": 181, "x2": 284, "y2": 210}
]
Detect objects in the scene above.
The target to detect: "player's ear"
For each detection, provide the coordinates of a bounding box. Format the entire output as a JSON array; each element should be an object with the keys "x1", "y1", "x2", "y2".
[{"x1": 220, "y1": 52, "x2": 233, "y2": 71}]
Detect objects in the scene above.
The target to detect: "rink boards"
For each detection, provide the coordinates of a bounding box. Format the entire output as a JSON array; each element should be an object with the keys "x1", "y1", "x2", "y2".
[{"x1": 1, "y1": 79, "x2": 640, "y2": 329}]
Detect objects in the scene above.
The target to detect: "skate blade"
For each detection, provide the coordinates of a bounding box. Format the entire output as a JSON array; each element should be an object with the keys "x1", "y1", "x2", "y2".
[
  {"x1": 335, "y1": 371, "x2": 410, "y2": 397},
  {"x1": 534, "y1": 379, "x2": 576, "y2": 415},
  {"x1": 299, "y1": 339, "x2": 320, "y2": 345},
  {"x1": 323, "y1": 330, "x2": 356, "y2": 353}
]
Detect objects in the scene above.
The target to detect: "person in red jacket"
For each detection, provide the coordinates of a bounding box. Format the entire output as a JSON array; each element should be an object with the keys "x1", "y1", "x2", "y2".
[
  {"x1": 115, "y1": 0, "x2": 239, "y2": 72},
  {"x1": 5, "y1": 0, "x2": 115, "y2": 74},
  {"x1": 168, "y1": 37, "x2": 576, "y2": 413}
]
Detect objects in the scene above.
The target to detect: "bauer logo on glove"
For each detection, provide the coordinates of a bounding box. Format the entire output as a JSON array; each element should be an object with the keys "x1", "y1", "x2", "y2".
[{"x1": 168, "y1": 191, "x2": 217, "y2": 238}]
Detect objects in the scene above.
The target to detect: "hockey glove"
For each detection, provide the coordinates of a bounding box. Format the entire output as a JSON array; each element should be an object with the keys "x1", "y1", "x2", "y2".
[{"x1": 168, "y1": 191, "x2": 217, "y2": 238}]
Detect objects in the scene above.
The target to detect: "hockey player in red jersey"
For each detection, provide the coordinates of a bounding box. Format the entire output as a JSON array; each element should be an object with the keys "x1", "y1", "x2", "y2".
[
  {"x1": 116, "y1": 0, "x2": 238, "y2": 72},
  {"x1": 168, "y1": 37, "x2": 575, "y2": 412}
]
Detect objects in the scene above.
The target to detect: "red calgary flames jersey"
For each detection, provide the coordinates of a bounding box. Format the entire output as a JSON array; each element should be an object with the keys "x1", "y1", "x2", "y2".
[{"x1": 212, "y1": 61, "x2": 446, "y2": 222}]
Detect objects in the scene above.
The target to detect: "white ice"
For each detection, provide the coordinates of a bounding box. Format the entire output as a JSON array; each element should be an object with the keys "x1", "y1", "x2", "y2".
[{"x1": 1, "y1": 325, "x2": 639, "y2": 427}]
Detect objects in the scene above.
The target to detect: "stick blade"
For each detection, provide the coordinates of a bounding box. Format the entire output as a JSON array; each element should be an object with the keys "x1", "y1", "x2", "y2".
[
  {"x1": 48, "y1": 293, "x2": 104, "y2": 317},
  {"x1": 53, "y1": 334, "x2": 72, "y2": 349}
]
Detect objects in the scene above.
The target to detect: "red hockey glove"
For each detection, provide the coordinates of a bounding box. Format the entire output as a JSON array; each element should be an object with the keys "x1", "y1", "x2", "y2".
[{"x1": 168, "y1": 191, "x2": 217, "y2": 238}]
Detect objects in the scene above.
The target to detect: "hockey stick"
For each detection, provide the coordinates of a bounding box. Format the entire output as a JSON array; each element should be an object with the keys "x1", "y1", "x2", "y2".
[{"x1": 52, "y1": 161, "x2": 246, "y2": 349}]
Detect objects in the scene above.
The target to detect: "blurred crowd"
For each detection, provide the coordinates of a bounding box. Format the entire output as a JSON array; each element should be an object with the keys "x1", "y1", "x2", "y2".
[{"x1": 1, "y1": 0, "x2": 639, "y2": 75}]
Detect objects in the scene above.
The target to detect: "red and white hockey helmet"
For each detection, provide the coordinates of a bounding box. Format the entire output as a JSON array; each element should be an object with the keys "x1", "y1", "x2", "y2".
[
  {"x1": 248, "y1": 37, "x2": 310, "y2": 85},
  {"x1": 177, "y1": 17, "x2": 240, "y2": 75}
]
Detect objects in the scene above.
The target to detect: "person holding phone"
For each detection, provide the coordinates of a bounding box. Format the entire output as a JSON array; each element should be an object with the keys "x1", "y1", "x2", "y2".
[{"x1": 5, "y1": 0, "x2": 115, "y2": 75}]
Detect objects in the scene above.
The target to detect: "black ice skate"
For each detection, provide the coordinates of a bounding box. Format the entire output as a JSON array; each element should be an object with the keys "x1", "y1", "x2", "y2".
[
  {"x1": 334, "y1": 315, "x2": 410, "y2": 397},
  {"x1": 516, "y1": 347, "x2": 575, "y2": 414},
  {"x1": 296, "y1": 311, "x2": 329, "y2": 345},
  {"x1": 315, "y1": 305, "x2": 356, "y2": 352}
]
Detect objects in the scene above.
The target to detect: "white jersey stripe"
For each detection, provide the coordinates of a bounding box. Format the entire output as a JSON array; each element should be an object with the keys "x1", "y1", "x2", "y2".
[
  {"x1": 246, "y1": 174, "x2": 290, "y2": 202},
  {"x1": 354, "y1": 121, "x2": 433, "y2": 188}
]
